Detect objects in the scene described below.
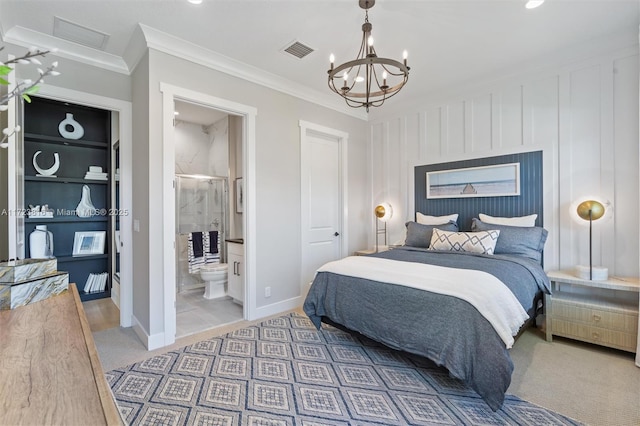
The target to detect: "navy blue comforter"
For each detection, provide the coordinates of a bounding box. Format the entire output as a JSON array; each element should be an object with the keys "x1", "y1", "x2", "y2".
[{"x1": 303, "y1": 246, "x2": 550, "y2": 411}]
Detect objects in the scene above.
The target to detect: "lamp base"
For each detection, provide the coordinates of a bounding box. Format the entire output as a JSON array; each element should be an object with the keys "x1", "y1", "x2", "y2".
[{"x1": 574, "y1": 265, "x2": 608, "y2": 281}]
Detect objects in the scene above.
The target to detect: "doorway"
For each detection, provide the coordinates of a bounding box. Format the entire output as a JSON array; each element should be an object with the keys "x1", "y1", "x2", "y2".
[
  {"x1": 300, "y1": 120, "x2": 349, "y2": 292},
  {"x1": 161, "y1": 83, "x2": 257, "y2": 345}
]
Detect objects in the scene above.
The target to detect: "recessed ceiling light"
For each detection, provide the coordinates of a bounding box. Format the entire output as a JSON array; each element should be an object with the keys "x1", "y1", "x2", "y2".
[
  {"x1": 188, "y1": 0, "x2": 203, "y2": 4},
  {"x1": 525, "y1": 0, "x2": 544, "y2": 9}
]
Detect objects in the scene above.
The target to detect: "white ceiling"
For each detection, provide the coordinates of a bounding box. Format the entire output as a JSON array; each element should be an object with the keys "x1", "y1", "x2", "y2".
[{"x1": 1, "y1": 0, "x2": 638, "y2": 119}]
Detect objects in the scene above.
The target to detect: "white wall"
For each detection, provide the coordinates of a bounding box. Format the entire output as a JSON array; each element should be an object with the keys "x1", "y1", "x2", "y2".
[
  {"x1": 367, "y1": 36, "x2": 639, "y2": 277},
  {"x1": 131, "y1": 49, "x2": 368, "y2": 345},
  {"x1": 131, "y1": 52, "x2": 152, "y2": 335}
]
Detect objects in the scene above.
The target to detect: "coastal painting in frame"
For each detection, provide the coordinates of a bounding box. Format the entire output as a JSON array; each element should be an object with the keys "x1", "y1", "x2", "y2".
[{"x1": 426, "y1": 162, "x2": 520, "y2": 199}]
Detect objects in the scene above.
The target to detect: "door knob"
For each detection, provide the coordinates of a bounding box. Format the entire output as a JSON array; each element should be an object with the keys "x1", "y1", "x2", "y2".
[{"x1": 334, "y1": 232, "x2": 340, "y2": 236}]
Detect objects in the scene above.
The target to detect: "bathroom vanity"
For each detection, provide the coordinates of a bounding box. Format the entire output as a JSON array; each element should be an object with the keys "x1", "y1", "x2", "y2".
[{"x1": 226, "y1": 239, "x2": 244, "y2": 304}]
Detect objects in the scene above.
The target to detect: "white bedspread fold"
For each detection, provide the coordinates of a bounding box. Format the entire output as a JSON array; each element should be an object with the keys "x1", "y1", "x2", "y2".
[{"x1": 317, "y1": 256, "x2": 529, "y2": 348}]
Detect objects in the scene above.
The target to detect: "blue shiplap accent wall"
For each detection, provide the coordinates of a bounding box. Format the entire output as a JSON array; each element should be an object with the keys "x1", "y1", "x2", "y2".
[{"x1": 415, "y1": 151, "x2": 543, "y2": 231}]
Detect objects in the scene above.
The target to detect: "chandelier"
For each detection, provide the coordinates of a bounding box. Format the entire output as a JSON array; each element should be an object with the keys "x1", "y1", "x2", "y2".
[{"x1": 328, "y1": 0, "x2": 410, "y2": 112}]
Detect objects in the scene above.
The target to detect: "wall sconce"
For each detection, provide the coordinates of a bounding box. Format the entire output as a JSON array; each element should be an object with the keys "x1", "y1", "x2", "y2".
[
  {"x1": 374, "y1": 202, "x2": 393, "y2": 252},
  {"x1": 575, "y1": 199, "x2": 607, "y2": 280}
]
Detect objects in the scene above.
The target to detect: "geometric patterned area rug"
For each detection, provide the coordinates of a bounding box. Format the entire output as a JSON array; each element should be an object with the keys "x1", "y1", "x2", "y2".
[{"x1": 106, "y1": 313, "x2": 582, "y2": 426}]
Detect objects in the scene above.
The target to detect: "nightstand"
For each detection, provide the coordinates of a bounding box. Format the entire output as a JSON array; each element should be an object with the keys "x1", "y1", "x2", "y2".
[
  {"x1": 354, "y1": 247, "x2": 389, "y2": 256},
  {"x1": 544, "y1": 270, "x2": 639, "y2": 352}
]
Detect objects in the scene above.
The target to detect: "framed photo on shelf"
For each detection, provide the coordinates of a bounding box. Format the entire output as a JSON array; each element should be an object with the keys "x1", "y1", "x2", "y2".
[
  {"x1": 235, "y1": 177, "x2": 243, "y2": 213},
  {"x1": 72, "y1": 231, "x2": 106, "y2": 256}
]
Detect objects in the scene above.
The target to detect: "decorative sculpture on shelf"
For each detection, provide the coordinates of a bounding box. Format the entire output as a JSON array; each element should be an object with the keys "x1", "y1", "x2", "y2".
[
  {"x1": 58, "y1": 112, "x2": 84, "y2": 140},
  {"x1": 32, "y1": 150, "x2": 60, "y2": 177},
  {"x1": 75, "y1": 185, "x2": 96, "y2": 218}
]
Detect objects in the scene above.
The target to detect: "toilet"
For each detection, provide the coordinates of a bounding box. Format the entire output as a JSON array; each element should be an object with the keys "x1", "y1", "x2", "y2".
[{"x1": 200, "y1": 263, "x2": 228, "y2": 299}]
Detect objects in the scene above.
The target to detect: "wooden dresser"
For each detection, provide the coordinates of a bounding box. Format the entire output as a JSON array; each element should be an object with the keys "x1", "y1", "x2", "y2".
[{"x1": 0, "y1": 284, "x2": 122, "y2": 425}]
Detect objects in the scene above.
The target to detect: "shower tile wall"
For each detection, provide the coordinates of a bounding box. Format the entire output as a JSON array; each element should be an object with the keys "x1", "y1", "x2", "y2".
[{"x1": 175, "y1": 117, "x2": 229, "y2": 177}]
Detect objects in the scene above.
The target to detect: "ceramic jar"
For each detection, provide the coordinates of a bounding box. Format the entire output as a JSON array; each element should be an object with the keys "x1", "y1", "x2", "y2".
[{"x1": 29, "y1": 225, "x2": 54, "y2": 259}]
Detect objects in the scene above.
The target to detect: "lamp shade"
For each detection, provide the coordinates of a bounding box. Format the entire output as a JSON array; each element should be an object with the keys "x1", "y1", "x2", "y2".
[
  {"x1": 374, "y1": 203, "x2": 392, "y2": 222},
  {"x1": 576, "y1": 200, "x2": 605, "y2": 221}
]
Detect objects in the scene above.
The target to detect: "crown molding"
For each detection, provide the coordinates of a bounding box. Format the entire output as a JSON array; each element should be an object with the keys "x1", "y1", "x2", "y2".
[
  {"x1": 122, "y1": 24, "x2": 148, "y2": 74},
  {"x1": 3, "y1": 26, "x2": 129, "y2": 74},
  {"x1": 1, "y1": 22, "x2": 367, "y2": 121},
  {"x1": 137, "y1": 24, "x2": 367, "y2": 121}
]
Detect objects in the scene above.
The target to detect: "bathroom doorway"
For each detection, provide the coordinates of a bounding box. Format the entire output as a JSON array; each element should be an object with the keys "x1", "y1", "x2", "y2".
[
  {"x1": 161, "y1": 83, "x2": 257, "y2": 347},
  {"x1": 172, "y1": 101, "x2": 243, "y2": 338}
]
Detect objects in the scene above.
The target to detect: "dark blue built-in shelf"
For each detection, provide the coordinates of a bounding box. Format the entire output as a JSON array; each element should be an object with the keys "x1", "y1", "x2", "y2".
[
  {"x1": 25, "y1": 217, "x2": 108, "y2": 223},
  {"x1": 24, "y1": 133, "x2": 108, "y2": 149},
  {"x1": 25, "y1": 176, "x2": 108, "y2": 184}
]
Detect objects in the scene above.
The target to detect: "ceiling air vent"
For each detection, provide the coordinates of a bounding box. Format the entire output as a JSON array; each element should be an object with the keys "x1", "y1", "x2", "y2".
[
  {"x1": 53, "y1": 16, "x2": 110, "y2": 50},
  {"x1": 282, "y1": 41, "x2": 314, "y2": 59}
]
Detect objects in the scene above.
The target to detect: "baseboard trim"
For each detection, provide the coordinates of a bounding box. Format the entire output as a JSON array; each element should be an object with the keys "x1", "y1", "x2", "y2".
[
  {"x1": 131, "y1": 315, "x2": 167, "y2": 350},
  {"x1": 250, "y1": 296, "x2": 302, "y2": 321}
]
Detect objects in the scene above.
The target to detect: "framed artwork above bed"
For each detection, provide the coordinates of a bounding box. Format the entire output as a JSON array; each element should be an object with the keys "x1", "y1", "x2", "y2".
[
  {"x1": 416, "y1": 151, "x2": 543, "y2": 230},
  {"x1": 426, "y1": 162, "x2": 520, "y2": 199}
]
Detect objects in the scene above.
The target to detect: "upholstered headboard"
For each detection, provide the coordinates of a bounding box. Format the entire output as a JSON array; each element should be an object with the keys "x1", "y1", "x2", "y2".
[{"x1": 414, "y1": 151, "x2": 543, "y2": 231}]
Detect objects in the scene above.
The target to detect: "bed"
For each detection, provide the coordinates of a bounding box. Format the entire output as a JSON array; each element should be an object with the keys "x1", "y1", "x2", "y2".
[
  {"x1": 303, "y1": 215, "x2": 550, "y2": 411},
  {"x1": 304, "y1": 151, "x2": 549, "y2": 410}
]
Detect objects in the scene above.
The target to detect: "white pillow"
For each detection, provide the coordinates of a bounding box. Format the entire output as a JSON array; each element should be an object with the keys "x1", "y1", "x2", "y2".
[
  {"x1": 429, "y1": 228, "x2": 500, "y2": 255},
  {"x1": 416, "y1": 212, "x2": 459, "y2": 225},
  {"x1": 478, "y1": 213, "x2": 537, "y2": 227}
]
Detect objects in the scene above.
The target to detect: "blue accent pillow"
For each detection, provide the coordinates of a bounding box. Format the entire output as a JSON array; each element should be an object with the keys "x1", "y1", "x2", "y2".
[
  {"x1": 471, "y1": 218, "x2": 548, "y2": 263},
  {"x1": 404, "y1": 220, "x2": 459, "y2": 248}
]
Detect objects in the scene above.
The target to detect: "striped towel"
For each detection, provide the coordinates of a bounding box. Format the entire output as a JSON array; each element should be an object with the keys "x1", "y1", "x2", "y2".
[
  {"x1": 204, "y1": 231, "x2": 220, "y2": 264},
  {"x1": 187, "y1": 232, "x2": 205, "y2": 273}
]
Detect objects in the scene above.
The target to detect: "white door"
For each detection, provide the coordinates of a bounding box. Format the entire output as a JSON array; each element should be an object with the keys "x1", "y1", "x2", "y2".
[{"x1": 300, "y1": 121, "x2": 348, "y2": 288}]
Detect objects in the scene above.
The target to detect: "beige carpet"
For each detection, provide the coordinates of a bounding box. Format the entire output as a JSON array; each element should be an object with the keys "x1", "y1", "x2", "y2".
[{"x1": 93, "y1": 308, "x2": 640, "y2": 426}]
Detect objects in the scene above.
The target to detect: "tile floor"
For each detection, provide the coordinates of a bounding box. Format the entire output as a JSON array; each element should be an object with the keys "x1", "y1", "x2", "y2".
[{"x1": 176, "y1": 288, "x2": 244, "y2": 338}]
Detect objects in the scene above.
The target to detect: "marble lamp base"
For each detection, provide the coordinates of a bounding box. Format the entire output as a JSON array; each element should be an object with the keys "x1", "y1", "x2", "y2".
[{"x1": 574, "y1": 265, "x2": 609, "y2": 281}]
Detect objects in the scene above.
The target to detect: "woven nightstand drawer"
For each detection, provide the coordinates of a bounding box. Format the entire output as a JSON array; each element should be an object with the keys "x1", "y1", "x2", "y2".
[
  {"x1": 551, "y1": 318, "x2": 638, "y2": 352},
  {"x1": 551, "y1": 299, "x2": 638, "y2": 334}
]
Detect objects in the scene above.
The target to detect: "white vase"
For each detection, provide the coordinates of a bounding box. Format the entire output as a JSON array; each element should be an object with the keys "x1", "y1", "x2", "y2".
[
  {"x1": 76, "y1": 184, "x2": 96, "y2": 218},
  {"x1": 30, "y1": 225, "x2": 54, "y2": 259},
  {"x1": 58, "y1": 113, "x2": 84, "y2": 140}
]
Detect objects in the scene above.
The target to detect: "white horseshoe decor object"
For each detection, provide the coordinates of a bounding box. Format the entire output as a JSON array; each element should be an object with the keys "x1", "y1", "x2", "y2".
[
  {"x1": 32, "y1": 150, "x2": 60, "y2": 177},
  {"x1": 58, "y1": 112, "x2": 85, "y2": 140}
]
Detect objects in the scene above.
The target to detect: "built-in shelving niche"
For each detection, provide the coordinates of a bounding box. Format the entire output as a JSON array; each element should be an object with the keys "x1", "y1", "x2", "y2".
[{"x1": 23, "y1": 97, "x2": 112, "y2": 301}]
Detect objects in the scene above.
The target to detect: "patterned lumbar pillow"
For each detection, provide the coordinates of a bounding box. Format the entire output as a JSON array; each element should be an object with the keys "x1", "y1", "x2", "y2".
[{"x1": 429, "y1": 228, "x2": 500, "y2": 255}]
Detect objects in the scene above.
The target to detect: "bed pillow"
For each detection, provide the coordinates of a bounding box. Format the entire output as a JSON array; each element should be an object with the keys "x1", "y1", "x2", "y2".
[
  {"x1": 478, "y1": 213, "x2": 537, "y2": 227},
  {"x1": 404, "y1": 220, "x2": 459, "y2": 248},
  {"x1": 471, "y1": 218, "x2": 548, "y2": 263},
  {"x1": 416, "y1": 212, "x2": 459, "y2": 225},
  {"x1": 429, "y1": 228, "x2": 500, "y2": 255}
]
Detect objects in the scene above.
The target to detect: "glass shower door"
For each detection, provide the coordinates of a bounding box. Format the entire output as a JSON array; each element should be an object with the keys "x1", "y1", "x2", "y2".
[{"x1": 175, "y1": 175, "x2": 227, "y2": 293}]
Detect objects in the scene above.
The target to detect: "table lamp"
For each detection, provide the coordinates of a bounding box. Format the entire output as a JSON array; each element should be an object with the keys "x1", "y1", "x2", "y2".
[
  {"x1": 374, "y1": 202, "x2": 393, "y2": 253},
  {"x1": 575, "y1": 199, "x2": 606, "y2": 280}
]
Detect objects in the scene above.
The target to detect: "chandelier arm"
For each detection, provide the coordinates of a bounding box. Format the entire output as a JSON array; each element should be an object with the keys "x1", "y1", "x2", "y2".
[{"x1": 380, "y1": 64, "x2": 407, "y2": 76}]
